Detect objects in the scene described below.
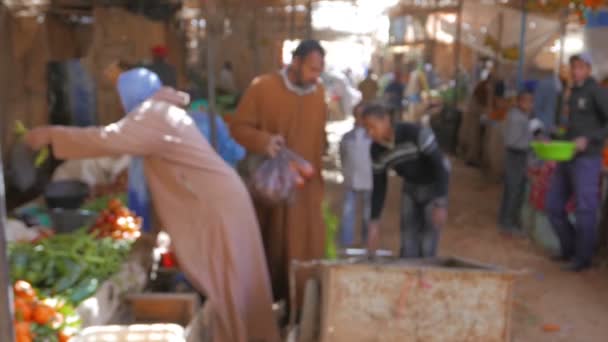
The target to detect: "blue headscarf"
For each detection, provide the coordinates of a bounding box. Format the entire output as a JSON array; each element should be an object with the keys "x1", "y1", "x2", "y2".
[
  {"x1": 117, "y1": 68, "x2": 161, "y2": 233},
  {"x1": 118, "y1": 68, "x2": 162, "y2": 112}
]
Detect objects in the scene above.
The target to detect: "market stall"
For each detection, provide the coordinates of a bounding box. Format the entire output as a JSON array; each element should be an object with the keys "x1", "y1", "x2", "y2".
[
  {"x1": 8, "y1": 192, "x2": 148, "y2": 340},
  {"x1": 1, "y1": 145, "x2": 212, "y2": 341}
]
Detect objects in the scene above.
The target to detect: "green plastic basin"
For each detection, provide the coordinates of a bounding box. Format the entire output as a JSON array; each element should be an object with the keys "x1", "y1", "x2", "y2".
[{"x1": 531, "y1": 141, "x2": 576, "y2": 162}]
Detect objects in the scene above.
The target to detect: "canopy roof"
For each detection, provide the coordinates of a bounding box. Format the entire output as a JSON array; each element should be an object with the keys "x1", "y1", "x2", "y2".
[{"x1": 2, "y1": 0, "x2": 345, "y2": 17}]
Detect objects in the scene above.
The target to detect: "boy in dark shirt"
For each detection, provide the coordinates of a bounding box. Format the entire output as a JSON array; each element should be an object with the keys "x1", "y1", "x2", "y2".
[
  {"x1": 362, "y1": 104, "x2": 450, "y2": 258},
  {"x1": 547, "y1": 53, "x2": 608, "y2": 272}
]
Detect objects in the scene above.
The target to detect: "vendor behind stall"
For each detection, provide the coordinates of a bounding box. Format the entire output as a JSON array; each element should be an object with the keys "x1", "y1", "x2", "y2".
[
  {"x1": 23, "y1": 68, "x2": 280, "y2": 342},
  {"x1": 546, "y1": 53, "x2": 608, "y2": 272},
  {"x1": 145, "y1": 45, "x2": 177, "y2": 88}
]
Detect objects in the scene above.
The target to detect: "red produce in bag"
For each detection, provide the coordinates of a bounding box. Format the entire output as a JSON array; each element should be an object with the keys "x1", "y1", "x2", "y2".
[{"x1": 250, "y1": 148, "x2": 315, "y2": 204}]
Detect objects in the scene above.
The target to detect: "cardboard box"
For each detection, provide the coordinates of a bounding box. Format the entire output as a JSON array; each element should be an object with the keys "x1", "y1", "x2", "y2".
[
  {"x1": 319, "y1": 257, "x2": 516, "y2": 342},
  {"x1": 126, "y1": 292, "x2": 201, "y2": 327}
]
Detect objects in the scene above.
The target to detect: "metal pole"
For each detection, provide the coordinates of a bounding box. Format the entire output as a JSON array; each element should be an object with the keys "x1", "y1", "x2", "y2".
[
  {"x1": 204, "y1": 0, "x2": 218, "y2": 149},
  {"x1": 496, "y1": 11, "x2": 504, "y2": 72},
  {"x1": 555, "y1": 7, "x2": 569, "y2": 128},
  {"x1": 0, "y1": 142, "x2": 16, "y2": 342},
  {"x1": 290, "y1": 0, "x2": 296, "y2": 40},
  {"x1": 452, "y1": 0, "x2": 463, "y2": 108},
  {"x1": 306, "y1": 0, "x2": 313, "y2": 39},
  {"x1": 558, "y1": 8, "x2": 568, "y2": 68},
  {"x1": 252, "y1": 7, "x2": 261, "y2": 75},
  {"x1": 517, "y1": 0, "x2": 528, "y2": 89}
]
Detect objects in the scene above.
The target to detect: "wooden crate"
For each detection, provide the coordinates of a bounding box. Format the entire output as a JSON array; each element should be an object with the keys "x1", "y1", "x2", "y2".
[
  {"x1": 126, "y1": 293, "x2": 201, "y2": 327},
  {"x1": 318, "y1": 257, "x2": 516, "y2": 342}
]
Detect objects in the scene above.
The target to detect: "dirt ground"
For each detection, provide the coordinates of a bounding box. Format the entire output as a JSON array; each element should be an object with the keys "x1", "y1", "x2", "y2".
[{"x1": 323, "y1": 120, "x2": 608, "y2": 342}]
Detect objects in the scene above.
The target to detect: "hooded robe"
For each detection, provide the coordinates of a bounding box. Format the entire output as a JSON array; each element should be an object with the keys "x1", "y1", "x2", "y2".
[{"x1": 45, "y1": 68, "x2": 280, "y2": 342}]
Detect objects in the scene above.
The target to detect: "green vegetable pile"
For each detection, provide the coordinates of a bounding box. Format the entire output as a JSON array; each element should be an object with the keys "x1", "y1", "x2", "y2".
[
  {"x1": 9, "y1": 229, "x2": 132, "y2": 306},
  {"x1": 323, "y1": 202, "x2": 338, "y2": 260}
]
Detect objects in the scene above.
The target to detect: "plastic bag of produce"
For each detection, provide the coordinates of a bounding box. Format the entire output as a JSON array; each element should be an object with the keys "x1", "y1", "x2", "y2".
[{"x1": 250, "y1": 148, "x2": 314, "y2": 204}]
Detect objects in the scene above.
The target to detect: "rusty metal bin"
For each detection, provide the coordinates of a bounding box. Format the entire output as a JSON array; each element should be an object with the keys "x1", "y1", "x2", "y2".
[{"x1": 316, "y1": 257, "x2": 516, "y2": 342}]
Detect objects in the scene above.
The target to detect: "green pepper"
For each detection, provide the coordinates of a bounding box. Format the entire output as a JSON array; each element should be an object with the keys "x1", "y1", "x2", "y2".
[
  {"x1": 41, "y1": 259, "x2": 57, "y2": 288},
  {"x1": 54, "y1": 260, "x2": 84, "y2": 293},
  {"x1": 34, "y1": 147, "x2": 49, "y2": 167},
  {"x1": 13, "y1": 120, "x2": 50, "y2": 168},
  {"x1": 31, "y1": 323, "x2": 59, "y2": 341},
  {"x1": 69, "y1": 277, "x2": 99, "y2": 304},
  {"x1": 23, "y1": 257, "x2": 46, "y2": 286},
  {"x1": 10, "y1": 250, "x2": 29, "y2": 280},
  {"x1": 14, "y1": 120, "x2": 27, "y2": 136}
]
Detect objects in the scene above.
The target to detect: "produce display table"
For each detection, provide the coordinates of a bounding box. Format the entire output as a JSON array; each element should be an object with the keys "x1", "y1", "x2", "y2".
[
  {"x1": 76, "y1": 236, "x2": 153, "y2": 328},
  {"x1": 9, "y1": 194, "x2": 151, "y2": 341}
]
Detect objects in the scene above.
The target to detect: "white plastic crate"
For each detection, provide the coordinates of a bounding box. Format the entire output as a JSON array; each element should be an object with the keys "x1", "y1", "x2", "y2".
[{"x1": 73, "y1": 324, "x2": 185, "y2": 342}]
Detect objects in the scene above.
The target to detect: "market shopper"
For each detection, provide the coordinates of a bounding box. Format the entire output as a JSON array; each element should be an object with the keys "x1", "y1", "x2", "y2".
[
  {"x1": 358, "y1": 69, "x2": 379, "y2": 103},
  {"x1": 339, "y1": 103, "x2": 373, "y2": 248},
  {"x1": 546, "y1": 53, "x2": 608, "y2": 272},
  {"x1": 362, "y1": 104, "x2": 450, "y2": 258},
  {"x1": 498, "y1": 91, "x2": 535, "y2": 235},
  {"x1": 24, "y1": 68, "x2": 281, "y2": 342},
  {"x1": 384, "y1": 70, "x2": 405, "y2": 123},
  {"x1": 231, "y1": 40, "x2": 327, "y2": 307},
  {"x1": 218, "y1": 61, "x2": 237, "y2": 95},
  {"x1": 533, "y1": 67, "x2": 568, "y2": 131},
  {"x1": 145, "y1": 44, "x2": 177, "y2": 88},
  {"x1": 459, "y1": 71, "x2": 503, "y2": 167}
]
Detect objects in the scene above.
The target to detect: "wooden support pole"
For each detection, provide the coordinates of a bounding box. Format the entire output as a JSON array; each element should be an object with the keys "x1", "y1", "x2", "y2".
[{"x1": 452, "y1": 0, "x2": 463, "y2": 108}]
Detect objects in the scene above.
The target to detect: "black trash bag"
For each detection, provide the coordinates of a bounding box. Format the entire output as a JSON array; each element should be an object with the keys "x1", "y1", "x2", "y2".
[{"x1": 8, "y1": 141, "x2": 37, "y2": 192}]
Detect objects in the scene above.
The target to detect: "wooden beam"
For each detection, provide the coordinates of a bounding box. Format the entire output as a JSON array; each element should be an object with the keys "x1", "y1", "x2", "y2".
[
  {"x1": 389, "y1": 5, "x2": 460, "y2": 18},
  {"x1": 389, "y1": 39, "x2": 431, "y2": 47}
]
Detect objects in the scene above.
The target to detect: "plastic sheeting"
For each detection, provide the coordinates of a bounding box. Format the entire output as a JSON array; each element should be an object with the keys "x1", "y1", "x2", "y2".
[
  {"x1": 439, "y1": 1, "x2": 561, "y2": 68},
  {"x1": 585, "y1": 9, "x2": 608, "y2": 79},
  {"x1": 52, "y1": 156, "x2": 131, "y2": 188}
]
